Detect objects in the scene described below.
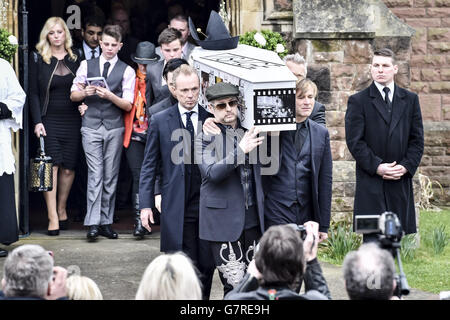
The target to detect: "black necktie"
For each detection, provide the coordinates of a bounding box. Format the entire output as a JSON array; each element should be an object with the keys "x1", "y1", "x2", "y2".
[
  {"x1": 91, "y1": 49, "x2": 97, "y2": 60},
  {"x1": 102, "y1": 62, "x2": 111, "y2": 79},
  {"x1": 185, "y1": 111, "x2": 195, "y2": 163},
  {"x1": 383, "y1": 87, "x2": 392, "y2": 113},
  {"x1": 295, "y1": 122, "x2": 307, "y2": 153}
]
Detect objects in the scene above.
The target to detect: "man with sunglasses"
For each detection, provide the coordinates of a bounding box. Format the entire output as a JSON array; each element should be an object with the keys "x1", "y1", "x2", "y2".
[{"x1": 196, "y1": 82, "x2": 265, "y2": 296}]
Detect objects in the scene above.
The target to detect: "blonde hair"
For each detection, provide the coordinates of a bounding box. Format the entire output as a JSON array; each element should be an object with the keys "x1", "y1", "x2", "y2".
[
  {"x1": 172, "y1": 64, "x2": 198, "y2": 88},
  {"x1": 296, "y1": 78, "x2": 318, "y2": 98},
  {"x1": 36, "y1": 17, "x2": 77, "y2": 64},
  {"x1": 66, "y1": 275, "x2": 103, "y2": 300},
  {"x1": 135, "y1": 252, "x2": 202, "y2": 300}
]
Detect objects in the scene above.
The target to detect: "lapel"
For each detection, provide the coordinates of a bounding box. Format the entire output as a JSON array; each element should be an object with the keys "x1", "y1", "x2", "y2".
[
  {"x1": 167, "y1": 103, "x2": 183, "y2": 142},
  {"x1": 369, "y1": 82, "x2": 390, "y2": 124},
  {"x1": 197, "y1": 104, "x2": 210, "y2": 133},
  {"x1": 307, "y1": 119, "x2": 317, "y2": 176},
  {"x1": 388, "y1": 84, "x2": 407, "y2": 137},
  {"x1": 166, "y1": 104, "x2": 186, "y2": 173}
]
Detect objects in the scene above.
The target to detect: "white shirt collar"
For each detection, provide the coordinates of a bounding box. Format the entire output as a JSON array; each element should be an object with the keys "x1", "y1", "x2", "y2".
[
  {"x1": 83, "y1": 41, "x2": 99, "y2": 59},
  {"x1": 178, "y1": 103, "x2": 199, "y2": 116},
  {"x1": 374, "y1": 80, "x2": 395, "y2": 99},
  {"x1": 100, "y1": 54, "x2": 118, "y2": 65}
]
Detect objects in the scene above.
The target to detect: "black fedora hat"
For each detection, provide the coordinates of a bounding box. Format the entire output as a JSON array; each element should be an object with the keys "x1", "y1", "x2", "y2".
[
  {"x1": 189, "y1": 11, "x2": 239, "y2": 50},
  {"x1": 131, "y1": 41, "x2": 160, "y2": 65}
]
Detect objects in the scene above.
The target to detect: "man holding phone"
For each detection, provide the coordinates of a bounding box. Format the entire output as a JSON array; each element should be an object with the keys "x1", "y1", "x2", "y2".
[{"x1": 71, "y1": 24, "x2": 136, "y2": 241}]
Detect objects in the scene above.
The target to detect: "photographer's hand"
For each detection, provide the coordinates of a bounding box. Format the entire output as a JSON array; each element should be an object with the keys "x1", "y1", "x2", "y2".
[
  {"x1": 303, "y1": 221, "x2": 320, "y2": 262},
  {"x1": 247, "y1": 259, "x2": 262, "y2": 280},
  {"x1": 318, "y1": 232, "x2": 328, "y2": 243}
]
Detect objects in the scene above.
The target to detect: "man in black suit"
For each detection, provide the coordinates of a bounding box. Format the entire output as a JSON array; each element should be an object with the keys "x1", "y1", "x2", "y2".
[
  {"x1": 264, "y1": 79, "x2": 332, "y2": 242},
  {"x1": 78, "y1": 15, "x2": 104, "y2": 61},
  {"x1": 345, "y1": 48, "x2": 424, "y2": 242},
  {"x1": 284, "y1": 53, "x2": 326, "y2": 126},
  {"x1": 139, "y1": 64, "x2": 214, "y2": 299},
  {"x1": 72, "y1": 15, "x2": 104, "y2": 223},
  {"x1": 111, "y1": 7, "x2": 140, "y2": 68},
  {"x1": 196, "y1": 82, "x2": 265, "y2": 296},
  {"x1": 145, "y1": 28, "x2": 183, "y2": 106},
  {"x1": 147, "y1": 58, "x2": 188, "y2": 119},
  {"x1": 155, "y1": 14, "x2": 196, "y2": 62}
]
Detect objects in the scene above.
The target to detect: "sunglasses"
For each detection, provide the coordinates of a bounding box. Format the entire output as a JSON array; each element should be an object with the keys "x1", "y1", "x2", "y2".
[{"x1": 213, "y1": 99, "x2": 239, "y2": 110}]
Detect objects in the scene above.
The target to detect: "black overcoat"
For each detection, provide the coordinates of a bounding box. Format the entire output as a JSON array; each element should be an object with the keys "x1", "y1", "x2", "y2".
[
  {"x1": 139, "y1": 103, "x2": 211, "y2": 252},
  {"x1": 345, "y1": 82, "x2": 424, "y2": 234}
]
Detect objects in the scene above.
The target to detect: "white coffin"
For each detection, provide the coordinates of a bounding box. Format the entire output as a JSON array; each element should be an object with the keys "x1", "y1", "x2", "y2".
[{"x1": 191, "y1": 44, "x2": 297, "y2": 131}]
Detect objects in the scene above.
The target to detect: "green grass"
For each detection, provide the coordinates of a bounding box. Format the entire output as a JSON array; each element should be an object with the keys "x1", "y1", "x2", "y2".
[
  {"x1": 318, "y1": 209, "x2": 450, "y2": 294},
  {"x1": 401, "y1": 209, "x2": 450, "y2": 293}
]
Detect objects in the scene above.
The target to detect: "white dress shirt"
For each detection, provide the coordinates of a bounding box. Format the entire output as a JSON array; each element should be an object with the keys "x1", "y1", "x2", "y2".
[
  {"x1": 0, "y1": 58, "x2": 26, "y2": 175},
  {"x1": 178, "y1": 103, "x2": 199, "y2": 135},
  {"x1": 374, "y1": 80, "x2": 395, "y2": 102},
  {"x1": 71, "y1": 54, "x2": 136, "y2": 103},
  {"x1": 82, "y1": 41, "x2": 100, "y2": 60}
]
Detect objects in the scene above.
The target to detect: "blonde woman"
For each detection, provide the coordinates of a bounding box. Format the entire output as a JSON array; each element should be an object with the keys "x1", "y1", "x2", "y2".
[
  {"x1": 29, "y1": 17, "x2": 82, "y2": 235},
  {"x1": 136, "y1": 252, "x2": 202, "y2": 300},
  {"x1": 66, "y1": 275, "x2": 103, "y2": 300}
]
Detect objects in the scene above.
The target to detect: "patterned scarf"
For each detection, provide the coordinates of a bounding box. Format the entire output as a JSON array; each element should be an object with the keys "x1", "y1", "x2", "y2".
[{"x1": 133, "y1": 69, "x2": 148, "y2": 133}]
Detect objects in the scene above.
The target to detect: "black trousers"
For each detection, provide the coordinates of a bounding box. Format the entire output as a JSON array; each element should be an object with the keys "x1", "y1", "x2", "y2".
[
  {"x1": 182, "y1": 201, "x2": 215, "y2": 300},
  {"x1": 125, "y1": 140, "x2": 145, "y2": 197},
  {"x1": 0, "y1": 173, "x2": 18, "y2": 245},
  {"x1": 126, "y1": 140, "x2": 160, "y2": 224},
  {"x1": 209, "y1": 226, "x2": 261, "y2": 297},
  {"x1": 265, "y1": 197, "x2": 313, "y2": 230}
]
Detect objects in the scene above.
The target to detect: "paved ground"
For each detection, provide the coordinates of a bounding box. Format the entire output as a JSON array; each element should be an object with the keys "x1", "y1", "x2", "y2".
[{"x1": 0, "y1": 229, "x2": 439, "y2": 300}]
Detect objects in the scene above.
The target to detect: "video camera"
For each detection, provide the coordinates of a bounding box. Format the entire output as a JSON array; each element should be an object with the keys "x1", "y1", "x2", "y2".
[
  {"x1": 355, "y1": 211, "x2": 403, "y2": 243},
  {"x1": 355, "y1": 212, "x2": 410, "y2": 298}
]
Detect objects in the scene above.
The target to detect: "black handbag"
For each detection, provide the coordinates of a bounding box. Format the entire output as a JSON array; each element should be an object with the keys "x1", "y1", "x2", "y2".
[{"x1": 29, "y1": 135, "x2": 53, "y2": 192}]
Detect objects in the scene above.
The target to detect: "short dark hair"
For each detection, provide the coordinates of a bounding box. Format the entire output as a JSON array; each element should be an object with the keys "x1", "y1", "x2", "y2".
[
  {"x1": 163, "y1": 58, "x2": 189, "y2": 81},
  {"x1": 373, "y1": 48, "x2": 396, "y2": 64},
  {"x1": 170, "y1": 14, "x2": 188, "y2": 24},
  {"x1": 83, "y1": 15, "x2": 105, "y2": 31},
  {"x1": 255, "y1": 225, "x2": 306, "y2": 289},
  {"x1": 158, "y1": 27, "x2": 182, "y2": 46},
  {"x1": 102, "y1": 24, "x2": 122, "y2": 42}
]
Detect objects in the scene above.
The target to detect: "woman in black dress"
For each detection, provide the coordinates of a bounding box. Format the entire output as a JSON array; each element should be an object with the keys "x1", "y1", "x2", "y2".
[{"x1": 29, "y1": 17, "x2": 82, "y2": 235}]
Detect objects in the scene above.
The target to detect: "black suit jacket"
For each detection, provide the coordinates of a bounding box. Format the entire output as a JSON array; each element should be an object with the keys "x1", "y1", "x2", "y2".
[
  {"x1": 196, "y1": 125, "x2": 265, "y2": 242},
  {"x1": 345, "y1": 82, "x2": 424, "y2": 233},
  {"x1": 310, "y1": 101, "x2": 326, "y2": 126},
  {"x1": 264, "y1": 119, "x2": 333, "y2": 232},
  {"x1": 75, "y1": 43, "x2": 101, "y2": 62},
  {"x1": 145, "y1": 60, "x2": 170, "y2": 107},
  {"x1": 28, "y1": 51, "x2": 81, "y2": 125},
  {"x1": 139, "y1": 103, "x2": 212, "y2": 252}
]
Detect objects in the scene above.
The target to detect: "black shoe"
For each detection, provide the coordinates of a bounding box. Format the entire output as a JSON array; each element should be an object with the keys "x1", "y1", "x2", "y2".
[
  {"x1": 59, "y1": 219, "x2": 69, "y2": 230},
  {"x1": 47, "y1": 229, "x2": 60, "y2": 236},
  {"x1": 98, "y1": 225, "x2": 118, "y2": 239},
  {"x1": 87, "y1": 225, "x2": 99, "y2": 241},
  {"x1": 0, "y1": 249, "x2": 7, "y2": 258},
  {"x1": 133, "y1": 217, "x2": 151, "y2": 239}
]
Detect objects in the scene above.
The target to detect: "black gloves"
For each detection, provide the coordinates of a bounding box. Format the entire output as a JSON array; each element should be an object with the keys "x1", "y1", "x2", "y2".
[{"x1": 0, "y1": 102, "x2": 12, "y2": 120}]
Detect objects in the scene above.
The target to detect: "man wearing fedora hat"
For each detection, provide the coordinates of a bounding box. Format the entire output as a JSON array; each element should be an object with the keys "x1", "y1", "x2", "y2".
[
  {"x1": 195, "y1": 82, "x2": 265, "y2": 296},
  {"x1": 123, "y1": 41, "x2": 160, "y2": 239}
]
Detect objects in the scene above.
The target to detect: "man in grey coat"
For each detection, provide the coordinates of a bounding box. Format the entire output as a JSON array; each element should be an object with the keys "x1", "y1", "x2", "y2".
[{"x1": 196, "y1": 82, "x2": 265, "y2": 296}]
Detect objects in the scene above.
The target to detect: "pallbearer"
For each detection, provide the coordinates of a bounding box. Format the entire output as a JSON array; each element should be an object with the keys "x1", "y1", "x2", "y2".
[{"x1": 196, "y1": 82, "x2": 265, "y2": 296}]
